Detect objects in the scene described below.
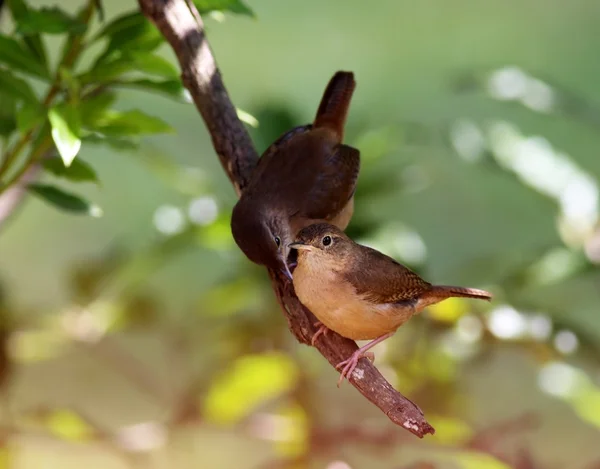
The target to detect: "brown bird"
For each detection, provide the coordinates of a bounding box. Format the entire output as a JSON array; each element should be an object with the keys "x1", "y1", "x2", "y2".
[
  {"x1": 231, "y1": 71, "x2": 360, "y2": 279},
  {"x1": 289, "y1": 223, "x2": 492, "y2": 386}
]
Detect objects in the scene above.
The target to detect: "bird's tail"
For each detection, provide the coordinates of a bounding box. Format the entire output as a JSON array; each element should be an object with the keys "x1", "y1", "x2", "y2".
[
  {"x1": 428, "y1": 285, "x2": 492, "y2": 301},
  {"x1": 416, "y1": 285, "x2": 492, "y2": 310},
  {"x1": 313, "y1": 71, "x2": 356, "y2": 142}
]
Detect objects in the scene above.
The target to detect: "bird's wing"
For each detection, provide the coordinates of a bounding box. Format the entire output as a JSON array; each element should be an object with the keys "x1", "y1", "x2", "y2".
[
  {"x1": 248, "y1": 125, "x2": 313, "y2": 188},
  {"x1": 245, "y1": 134, "x2": 360, "y2": 223},
  {"x1": 301, "y1": 143, "x2": 360, "y2": 221},
  {"x1": 343, "y1": 245, "x2": 431, "y2": 305}
]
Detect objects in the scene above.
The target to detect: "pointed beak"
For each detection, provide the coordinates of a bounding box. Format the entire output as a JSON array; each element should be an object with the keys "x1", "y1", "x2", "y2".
[
  {"x1": 288, "y1": 242, "x2": 313, "y2": 251},
  {"x1": 280, "y1": 263, "x2": 293, "y2": 281},
  {"x1": 278, "y1": 248, "x2": 294, "y2": 281}
]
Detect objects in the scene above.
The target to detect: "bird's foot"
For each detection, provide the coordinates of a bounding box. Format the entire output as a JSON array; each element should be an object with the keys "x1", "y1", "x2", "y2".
[
  {"x1": 311, "y1": 322, "x2": 330, "y2": 346},
  {"x1": 335, "y1": 350, "x2": 371, "y2": 387}
]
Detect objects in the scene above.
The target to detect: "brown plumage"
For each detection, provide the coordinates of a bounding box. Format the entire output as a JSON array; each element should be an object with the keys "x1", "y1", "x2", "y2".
[
  {"x1": 289, "y1": 223, "x2": 492, "y2": 386},
  {"x1": 231, "y1": 71, "x2": 360, "y2": 279}
]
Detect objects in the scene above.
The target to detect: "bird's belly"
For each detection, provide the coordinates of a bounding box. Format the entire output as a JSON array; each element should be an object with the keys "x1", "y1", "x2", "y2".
[{"x1": 293, "y1": 266, "x2": 409, "y2": 341}]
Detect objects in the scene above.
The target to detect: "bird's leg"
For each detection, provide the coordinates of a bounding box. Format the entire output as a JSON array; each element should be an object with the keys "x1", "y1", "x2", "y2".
[
  {"x1": 311, "y1": 323, "x2": 374, "y2": 360},
  {"x1": 335, "y1": 332, "x2": 395, "y2": 387},
  {"x1": 311, "y1": 321, "x2": 330, "y2": 346}
]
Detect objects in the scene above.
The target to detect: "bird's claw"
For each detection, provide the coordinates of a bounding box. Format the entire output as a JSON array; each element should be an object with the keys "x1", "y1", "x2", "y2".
[
  {"x1": 311, "y1": 321, "x2": 330, "y2": 346},
  {"x1": 335, "y1": 350, "x2": 374, "y2": 387}
]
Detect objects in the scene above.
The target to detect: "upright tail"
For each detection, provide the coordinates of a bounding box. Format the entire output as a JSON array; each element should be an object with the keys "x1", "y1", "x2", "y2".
[{"x1": 313, "y1": 71, "x2": 356, "y2": 142}]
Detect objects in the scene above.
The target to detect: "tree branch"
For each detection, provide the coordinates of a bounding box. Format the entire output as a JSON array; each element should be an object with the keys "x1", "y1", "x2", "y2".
[{"x1": 138, "y1": 0, "x2": 434, "y2": 438}]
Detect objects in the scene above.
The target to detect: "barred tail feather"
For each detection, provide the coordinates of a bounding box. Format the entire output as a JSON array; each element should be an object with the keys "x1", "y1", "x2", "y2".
[
  {"x1": 313, "y1": 71, "x2": 356, "y2": 141},
  {"x1": 429, "y1": 285, "x2": 492, "y2": 301}
]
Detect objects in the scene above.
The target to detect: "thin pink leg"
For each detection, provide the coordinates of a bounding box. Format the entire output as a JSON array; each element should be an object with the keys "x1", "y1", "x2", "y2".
[
  {"x1": 311, "y1": 321, "x2": 330, "y2": 346},
  {"x1": 335, "y1": 332, "x2": 395, "y2": 387}
]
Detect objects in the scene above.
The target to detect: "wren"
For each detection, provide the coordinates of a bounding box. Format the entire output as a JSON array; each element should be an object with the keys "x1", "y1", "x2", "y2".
[
  {"x1": 231, "y1": 71, "x2": 360, "y2": 279},
  {"x1": 289, "y1": 223, "x2": 492, "y2": 386}
]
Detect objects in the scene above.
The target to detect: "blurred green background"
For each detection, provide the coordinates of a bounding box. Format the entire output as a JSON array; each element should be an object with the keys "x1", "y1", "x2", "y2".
[{"x1": 0, "y1": 0, "x2": 599, "y2": 467}]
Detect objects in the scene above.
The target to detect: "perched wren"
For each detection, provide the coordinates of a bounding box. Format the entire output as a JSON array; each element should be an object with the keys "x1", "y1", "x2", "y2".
[
  {"x1": 231, "y1": 71, "x2": 360, "y2": 279},
  {"x1": 289, "y1": 223, "x2": 492, "y2": 386}
]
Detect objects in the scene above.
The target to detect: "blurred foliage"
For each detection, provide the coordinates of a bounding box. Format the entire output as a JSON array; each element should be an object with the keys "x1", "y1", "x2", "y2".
[{"x1": 0, "y1": 0, "x2": 599, "y2": 468}]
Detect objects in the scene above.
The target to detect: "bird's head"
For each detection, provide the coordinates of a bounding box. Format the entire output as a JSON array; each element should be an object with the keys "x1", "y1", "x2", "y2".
[
  {"x1": 288, "y1": 223, "x2": 351, "y2": 267},
  {"x1": 231, "y1": 200, "x2": 295, "y2": 280}
]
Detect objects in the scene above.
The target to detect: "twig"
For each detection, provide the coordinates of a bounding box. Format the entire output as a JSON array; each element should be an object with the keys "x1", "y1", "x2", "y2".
[
  {"x1": 0, "y1": 163, "x2": 43, "y2": 230},
  {"x1": 137, "y1": 0, "x2": 434, "y2": 437}
]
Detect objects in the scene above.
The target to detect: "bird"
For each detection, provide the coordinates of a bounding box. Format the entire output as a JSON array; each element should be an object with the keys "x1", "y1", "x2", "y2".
[
  {"x1": 288, "y1": 223, "x2": 492, "y2": 386},
  {"x1": 230, "y1": 71, "x2": 360, "y2": 280}
]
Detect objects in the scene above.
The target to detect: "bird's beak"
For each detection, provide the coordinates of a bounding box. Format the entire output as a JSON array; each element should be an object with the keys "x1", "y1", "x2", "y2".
[
  {"x1": 278, "y1": 248, "x2": 294, "y2": 281},
  {"x1": 288, "y1": 242, "x2": 314, "y2": 251},
  {"x1": 280, "y1": 263, "x2": 293, "y2": 281}
]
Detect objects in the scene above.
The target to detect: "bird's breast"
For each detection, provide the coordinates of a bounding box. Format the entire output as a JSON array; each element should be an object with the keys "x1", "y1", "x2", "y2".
[{"x1": 293, "y1": 259, "x2": 412, "y2": 341}]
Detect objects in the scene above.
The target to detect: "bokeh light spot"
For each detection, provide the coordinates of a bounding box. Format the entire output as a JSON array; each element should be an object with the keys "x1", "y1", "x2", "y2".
[
  {"x1": 153, "y1": 204, "x2": 186, "y2": 235},
  {"x1": 487, "y1": 305, "x2": 527, "y2": 339},
  {"x1": 554, "y1": 329, "x2": 579, "y2": 355},
  {"x1": 538, "y1": 362, "x2": 581, "y2": 398},
  {"x1": 188, "y1": 196, "x2": 219, "y2": 225}
]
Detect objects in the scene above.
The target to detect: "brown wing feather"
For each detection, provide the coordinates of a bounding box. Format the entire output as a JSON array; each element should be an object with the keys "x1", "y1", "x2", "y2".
[
  {"x1": 244, "y1": 133, "x2": 359, "y2": 223},
  {"x1": 301, "y1": 143, "x2": 360, "y2": 221},
  {"x1": 343, "y1": 245, "x2": 431, "y2": 304},
  {"x1": 247, "y1": 124, "x2": 313, "y2": 188}
]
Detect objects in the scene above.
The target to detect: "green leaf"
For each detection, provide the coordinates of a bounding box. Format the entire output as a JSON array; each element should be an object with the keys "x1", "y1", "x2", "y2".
[
  {"x1": 237, "y1": 108, "x2": 259, "y2": 128},
  {"x1": 82, "y1": 133, "x2": 139, "y2": 150},
  {"x1": 58, "y1": 67, "x2": 81, "y2": 97},
  {"x1": 0, "y1": 93, "x2": 17, "y2": 137},
  {"x1": 10, "y1": 328, "x2": 69, "y2": 363},
  {"x1": 28, "y1": 183, "x2": 102, "y2": 217},
  {"x1": 0, "y1": 35, "x2": 49, "y2": 79},
  {"x1": 7, "y1": 0, "x2": 49, "y2": 70},
  {"x1": 453, "y1": 452, "x2": 512, "y2": 469},
  {"x1": 111, "y1": 78, "x2": 189, "y2": 102},
  {"x1": 48, "y1": 104, "x2": 81, "y2": 167},
  {"x1": 194, "y1": 0, "x2": 254, "y2": 16},
  {"x1": 92, "y1": 11, "x2": 162, "y2": 63},
  {"x1": 42, "y1": 157, "x2": 99, "y2": 184},
  {"x1": 44, "y1": 409, "x2": 95, "y2": 441},
  {"x1": 204, "y1": 352, "x2": 298, "y2": 424},
  {"x1": 91, "y1": 109, "x2": 173, "y2": 137},
  {"x1": 16, "y1": 102, "x2": 45, "y2": 133},
  {"x1": 93, "y1": 11, "x2": 145, "y2": 39},
  {"x1": 0, "y1": 69, "x2": 38, "y2": 105},
  {"x1": 80, "y1": 92, "x2": 117, "y2": 128},
  {"x1": 425, "y1": 416, "x2": 473, "y2": 446},
  {"x1": 16, "y1": 7, "x2": 87, "y2": 35},
  {"x1": 127, "y1": 53, "x2": 179, "y2": 78},
  {"x1": 80, "y1": 52, "x2": 179, "y2": 84}
]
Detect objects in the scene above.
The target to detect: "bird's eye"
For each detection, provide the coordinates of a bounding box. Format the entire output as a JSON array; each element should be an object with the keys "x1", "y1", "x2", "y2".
[
  {"x1": 274, "y1": 236, "x2": 281, "y2": 247},
  {"x1": 322, "y1": 235, "x2": 332, "y2": 246}
]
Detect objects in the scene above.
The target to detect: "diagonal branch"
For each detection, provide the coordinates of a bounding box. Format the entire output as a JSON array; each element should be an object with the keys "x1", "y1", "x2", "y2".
[{"x1": 138, "y1": 0, "x2": 434, "y2": 438}]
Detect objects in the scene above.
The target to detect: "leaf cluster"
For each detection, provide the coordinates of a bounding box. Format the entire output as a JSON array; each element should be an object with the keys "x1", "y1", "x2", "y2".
[{"x1": 0, "y1": 0, "x2": 253, "y2": 214}]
